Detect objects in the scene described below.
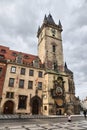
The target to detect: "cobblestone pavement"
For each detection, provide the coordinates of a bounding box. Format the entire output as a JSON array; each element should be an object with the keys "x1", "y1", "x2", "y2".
[{"x1": 0, "y1": 120, "x2": 87, "y2": 130}]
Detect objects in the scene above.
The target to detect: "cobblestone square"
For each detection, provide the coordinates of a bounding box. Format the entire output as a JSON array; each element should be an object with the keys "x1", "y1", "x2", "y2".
[{"x1": 0, "y1": 120, "x2": 87, "y2": 130}]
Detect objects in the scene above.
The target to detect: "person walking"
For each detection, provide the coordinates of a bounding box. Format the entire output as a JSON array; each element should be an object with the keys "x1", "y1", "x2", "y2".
[
  {"x1": 83, "y1": 110, "x2": 86, "y2": 119},
  {"x1": 68, "y1": 114, "x2": 72, "y2": 122}
]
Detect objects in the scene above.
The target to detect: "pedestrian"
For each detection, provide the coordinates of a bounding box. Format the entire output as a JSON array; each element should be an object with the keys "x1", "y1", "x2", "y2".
[
  {"x1": 68, "y1": 114, "x2": 72, "y2": 122},
  {"x1": 83, "y1": 110, "x2": 86, "y2": 119}
]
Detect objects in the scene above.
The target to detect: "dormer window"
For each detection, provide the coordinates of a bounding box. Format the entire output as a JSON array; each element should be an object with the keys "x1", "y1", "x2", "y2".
[
  {"x1": 16, "y1": 53, "x2": 23, "y2": 64},
  {"x1": 24, "y1": 55, "x2": 29, "y2": 59},
  {"x1": 33, "y1": 59, "x2": 39, "y2": 68}
]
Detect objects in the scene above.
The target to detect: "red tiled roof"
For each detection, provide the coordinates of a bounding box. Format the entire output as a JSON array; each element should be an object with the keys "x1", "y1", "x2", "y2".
[{"x1": 0, "y1": 45, "x2": 40, "y2": 64}]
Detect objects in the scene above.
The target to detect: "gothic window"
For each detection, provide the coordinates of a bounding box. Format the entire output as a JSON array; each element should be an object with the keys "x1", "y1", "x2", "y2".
[
  {"x1": 28, "y1": 80, "x2": 33, "y2": 89},
  {"x1": 20, "y1": 68, "x2": 25, "y2": 75},
  {"x1": 29, "y1": 69, "x2": 34, "y2": 76},
  {"x1": 19, "y1": 79, "x2": 24, "y2": 88},
  {"x1": 6, "y1": 92, "x2": 14, "y2": 98},
  {"x1": 18, "y1": 95, "x2": 27, "y2": 109},
  {"x1": 11, "y1": 66, "x2": 16, "y2": 73},
  {"x1": 52, "y1": 45, "x2": 56, "y2": 52},
  {"x1": 9, "y1": 78, "x2": 15, "y2": 87}
]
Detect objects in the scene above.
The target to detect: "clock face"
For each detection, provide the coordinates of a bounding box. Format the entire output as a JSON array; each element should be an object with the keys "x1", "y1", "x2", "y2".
[
  {"x1": 56, "y1": 87, "x2": 63, "y2": 96},
  {"x1": 51, "y1": 28, "x2": 56, "y2": 36}
]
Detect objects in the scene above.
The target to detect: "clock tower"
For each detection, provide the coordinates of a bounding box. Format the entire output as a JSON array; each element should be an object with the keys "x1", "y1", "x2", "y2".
[
  {"x1": 37, "y1": 14, "x2": 80, "y2": 115},
  {"x1": 37, "y1": 14, "x2": 64, "y2": 72}
]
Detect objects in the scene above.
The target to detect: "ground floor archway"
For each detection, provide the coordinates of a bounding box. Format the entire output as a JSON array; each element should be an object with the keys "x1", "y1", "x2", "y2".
[
  {"x1": 3, "y1": 100, "x2": 14, "y2": 114},
  {"x1": 30, "y1": 96, "x2": 42, "y2": 115}
]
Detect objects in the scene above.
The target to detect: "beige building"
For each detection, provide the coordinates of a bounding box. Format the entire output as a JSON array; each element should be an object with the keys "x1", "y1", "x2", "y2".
[{"x1": 0, "y1": 14, "x2": 80, "y2": 115}]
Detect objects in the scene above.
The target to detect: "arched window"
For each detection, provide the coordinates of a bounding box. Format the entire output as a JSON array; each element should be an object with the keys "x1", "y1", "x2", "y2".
[{"x1": 52, "y1": 45, "x2": 56, "y2": 52}]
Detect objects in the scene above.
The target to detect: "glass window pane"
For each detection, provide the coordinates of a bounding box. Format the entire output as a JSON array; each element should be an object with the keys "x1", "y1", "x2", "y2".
[
  {"x1": 20, "y1": 68, "x2": 25, "y2": 75},
  {"x1": 9, "y1": 78, "x2": 14, "y2": 87},
  {"x1": 29, "y1": 70, "x2": 34, "y2": 76},
  {"x1": 19, "y1": 79, "x2": 24, "y2": 88}
]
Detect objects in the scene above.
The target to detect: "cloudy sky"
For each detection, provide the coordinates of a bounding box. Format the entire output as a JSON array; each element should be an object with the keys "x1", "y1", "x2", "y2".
[{"x1": 0, "y1": 0, "x2": 87, "y2": 100}]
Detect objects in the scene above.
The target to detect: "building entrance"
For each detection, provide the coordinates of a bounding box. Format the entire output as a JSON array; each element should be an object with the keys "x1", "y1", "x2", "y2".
[
  {"x1": 32, "y1": 99, "x2": 39, "y2": 114},
  {"x1": 30, "y1": 96, "x2": 42, "y2": 115},
  {"x1": 3, "y1": 100, "x2": 14, "y2": 114}
]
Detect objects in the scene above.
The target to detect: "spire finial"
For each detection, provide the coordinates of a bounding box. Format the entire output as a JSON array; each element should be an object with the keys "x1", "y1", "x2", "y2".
[{"x1": 59, "y1": 20, "x2": 62, "y2": 27}]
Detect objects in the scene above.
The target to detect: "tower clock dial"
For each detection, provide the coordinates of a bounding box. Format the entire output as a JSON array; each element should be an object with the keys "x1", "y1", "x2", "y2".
[
  {"x1": 56, "y1": 86, "x2": 63, "y2": 96},
  {"x1": 51, "y1": 28, "x2": 56, "y2": 36}
]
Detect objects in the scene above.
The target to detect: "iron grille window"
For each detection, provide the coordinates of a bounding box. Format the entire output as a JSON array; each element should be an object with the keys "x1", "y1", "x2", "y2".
[
  {"x1": 19, "y1": 79, "x2": 24, "y2": 88},
  {"x1": 9, "y1": 78, "x2": 14, "y2": 87},
  {"x1": 18, "y1": 95, "x2": 27, "y2": 109}
]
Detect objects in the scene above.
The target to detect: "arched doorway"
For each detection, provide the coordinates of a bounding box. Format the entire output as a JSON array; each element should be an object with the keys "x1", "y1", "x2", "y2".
[
  {"x1": 32, "y1": 99, "x2": 39, "y2": 114},
  {"x1": 30, "y1": 96, "x2": 42, "y2": 115},
  {"x1": 3, "y1": 101, "x2": 14, "y2": 114}
]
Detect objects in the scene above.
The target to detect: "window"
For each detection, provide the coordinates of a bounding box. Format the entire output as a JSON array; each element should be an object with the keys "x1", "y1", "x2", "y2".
[
  {"x1": 19, "y1": 79, "x2": 24, "y2": 88},
  {"x1": 38, "y1": 82, "x2": 42, "y2": 90},
  {"x1": 28, "y1": 81, "x2": 33, "y2": 89},
  {"x1": 11, "y1": 66, "x2": 16, "y2": 73},
  {"x1": 12, "y1": 52, "x2": 17, "y2": 57},
  {"x1": 1, "y1": 49, "x2": 6, "y2": 53},
  {"x1": 6, "y1": 92, "x2": 14, "y2": 98},
  {"x1": 29, "y1": 69, "x2": 34, "y2": 76},
  {"x1": 44, "y1": 106, "x2": 47, "y2": 110},
  {"x1": 18, "y1": 95, "x2": 27, "y2": 109},
  {"x1": 0, "y1": 67, "x2": 2, "y2": 75},
  {"x1": 0, "y1": 55, "x2": 4, "y2": 59},
  {"x1": 9, "y1": 78, "x2": 14, "y2": 87},
  {"x1": 51, "y1": 28, "x2": 56, "y2": 37},
  {"x1": 38, "y1": 71, "x2": 42, "y2": 77},
  {"x1": 16, "y1": 54, "x2": 22, "y2": 64},
  {"x1": 52, "y1": 45, "x2": 56, "y2": 52},
  {"x1": 24, "y1": 55, "x2": 29, "y2": 59},
  {"x1": 20, "y1": 68, "x2": 25, "y2": 75}
]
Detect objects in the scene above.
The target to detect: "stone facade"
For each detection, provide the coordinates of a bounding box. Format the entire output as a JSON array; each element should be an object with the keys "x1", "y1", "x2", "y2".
[{"x1": 0, "y1": 14, "x2": 80, "y2": 115}]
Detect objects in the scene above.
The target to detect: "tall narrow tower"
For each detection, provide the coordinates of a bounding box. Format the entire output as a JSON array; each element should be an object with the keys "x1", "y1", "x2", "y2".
[
  {"x1": 37, "y1": 14, "x2": 80, "y2": 116},
  {"x1": 37, "y1": 14, "x2": 64, "y2": 72}
]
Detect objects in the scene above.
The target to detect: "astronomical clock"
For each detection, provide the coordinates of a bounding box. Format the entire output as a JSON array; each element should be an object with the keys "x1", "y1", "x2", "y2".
[{"x1": 51, "y1": 76, "x2": 65, "y2": 114}]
